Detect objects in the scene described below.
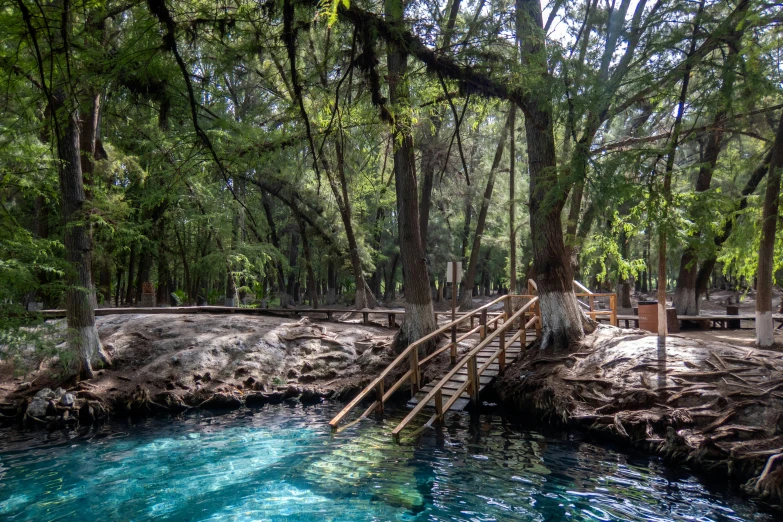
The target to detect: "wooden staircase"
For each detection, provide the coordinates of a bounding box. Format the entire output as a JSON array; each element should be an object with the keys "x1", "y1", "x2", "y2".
[
  {"x1": 407, "y1": 328, "x2": 536, "y2": 410},
  {"x1": 328, "y1": 280, "x2": 618, "y2": 440}
]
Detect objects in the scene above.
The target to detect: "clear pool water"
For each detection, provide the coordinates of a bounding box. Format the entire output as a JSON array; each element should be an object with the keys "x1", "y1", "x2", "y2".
[{"x1": 0, "y1": 402, "x2": 773, "y2": 521}]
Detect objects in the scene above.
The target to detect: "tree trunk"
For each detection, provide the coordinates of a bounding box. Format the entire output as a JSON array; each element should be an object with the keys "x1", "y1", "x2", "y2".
[
  {"x1": 327, "y1": 257, "x2": 337, "y2": 305},
  {"x1": 459, "y1": 111, "x2": 510, "y2": 310},
  {"x1": 518, "y1": 0, "x2": 586, "y2": 349},
  {"x1": 262, "y1": 192, "x2": 293, "y2": 307},
  {"x1": 328, "y1": 138, "x2": 377, "y2": 309},
  {"x1": 125, "y1": 242, "x2": 137, "y2": 305},
  {"x1": 286, "y1": 232, "x2": 299, "y2": 304},
  {"x1": 658, "y1": 0, "x2": 702, "y2": 335},
  {"x1": 298, "y1": 217, "x2": 319, "y2": 308},
  {"x1": 508, "y1": 105, "x2": 518, "y2": 294},
  {"x1": 755, "y1": 109, "x2": 783, "y2": 347},
  {"x1": 674, "y1": 39, "x2": 741, "y2": 315},
  {"x1": 419, "y1": 0, "x2": 461, "y2": 250},
  {"x1": 386, "y1": 0, "x2": 437, "y2": 350},
  {"x1": 53, "y1": 93, "x2": 110, "y2": 377}
]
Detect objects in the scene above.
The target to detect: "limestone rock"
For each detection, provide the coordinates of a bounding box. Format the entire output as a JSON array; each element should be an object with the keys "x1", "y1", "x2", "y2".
[
  {"x1": 59, "y1": 393, "x2": 75, "y2": 407},
  {"x1": 26, "y1": 398, "x2": 48, "y2": 418}
]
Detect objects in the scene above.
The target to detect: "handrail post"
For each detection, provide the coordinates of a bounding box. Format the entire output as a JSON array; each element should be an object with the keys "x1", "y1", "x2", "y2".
[
  {"x1": 480, "y1": 309, "x2": 487, "y2": 340},
  {"x1": 375, "y1": 381, "x2": 385, "y2": 413},
  {"x1": 434, "y1": 389, "x2": 443, "y2": 423},
  {"x1": 589, "y1": 294, "x2": 595, "y2": 314},
  {"x1": 450, "y1": 324, "x2": 457, "y2": 365},
  {"x1": 610, "y1": 294, "x2": 617, "y2": 326},
  {"x1": 499, "y1": 329, "x2": 506, "y2": 373},
  {"x1": 467, "y1": 354, "x2": 480, "y2": 405},
  {"x1": 409, "y1": 348, "x2": 420, "y2": 395}
]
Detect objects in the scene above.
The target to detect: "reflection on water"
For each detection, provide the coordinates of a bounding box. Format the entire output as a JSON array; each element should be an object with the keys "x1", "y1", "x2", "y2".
[{"x1": 0, "y1": 403, "x2": 772, "y2": 521}]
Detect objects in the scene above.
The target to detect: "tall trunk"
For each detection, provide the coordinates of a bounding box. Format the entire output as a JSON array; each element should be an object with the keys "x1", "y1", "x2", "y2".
[
  {"x1": 386, "y1": 0, "x2": 437, "y2": 350},
  {"x1": 125, "y1": 242, "x2": 137, "y2": 305},
  {"x1": 755, "y1": 110, "x2": 783, "y2": 347},
  {"x1": 481, "y1": 248, "x2": 492, "y2": 296},
  {"x1": 115, "y1": 261, "x2": 123, "y2": 307},
  {"x1": 52, "y1": 93, "x2": 110, "y2": 377},
  {"x1": 298, "y1": 217, "x2": 319, "y2": 308},
  {"x1": 658, "y1": 0, "x2": 703, "y2": 335},
  {"x1": 98, "y1": 261, "x2": 112, "y2": 307},
  {"x1": 369, "y1": 208, "x2": 384, "y2": 298},
  {"x1": 328, "y1": 137, "x2": 377, "y2": 309},
  {"x1": 262, "y1": 192, "x2": 292, "y2": 307},
  {"x1": 674, "y1": 39, "x2": 741, "y2": 315},
  {"x1": 419, "y1": 0, "x2": 462, "y2": 249},
  {"x1": 135, "y1": 244, "x2": 152, "y2": 303},
  {"x1": 385, "y1": 253, "x2": 400, "y2": 301},
  {"x1": 327, "y1": 257, "x2": 337, "y2": 304},
  {"x1": 459, "y1": 111, "x2": 510, "y2": 310},
  {"x1": 518, "y1": 0, "x2": 586, "y2": 349},
  {"x1": 508, "y1": 106, "x2": 518, "y2": 294},
  {"x1": 286, "y1": 232, "x2": 299, "y2": 301},
  {"x1": 460, "y1": 194, "x2": 472, "y2": 268}
]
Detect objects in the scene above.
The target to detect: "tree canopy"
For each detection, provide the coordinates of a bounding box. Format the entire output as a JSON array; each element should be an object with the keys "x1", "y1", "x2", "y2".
[{"x1": 2, "y1": 0, "x2": 783, "y2": 370}]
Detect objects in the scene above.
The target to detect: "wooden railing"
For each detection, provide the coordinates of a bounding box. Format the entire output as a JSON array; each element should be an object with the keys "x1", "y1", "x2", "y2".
[
  {"x1": 390, "y1": 297, "x2": 540, "y2": 440},
  {"x1": 328, "y1": 280, "x2": 616, "y2": 435},
  {"x1": 328, "y1": 294, "x2": 516, "y2": 430},
  {"x1": 573, "y1": 281, "x2": 619, "y2": 326}
]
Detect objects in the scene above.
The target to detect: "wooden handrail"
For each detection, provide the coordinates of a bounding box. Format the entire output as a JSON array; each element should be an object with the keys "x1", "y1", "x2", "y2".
[
  {"x1": 391, "y1": 297, "x2": 539, "y2": 440},
  {"x1": 573, "y1": 280, "x2": 592, "y2": 294},
  {"x1": 423, "y1": 314, "x2": 538, "y2": 427},
  {"x1": 328, "y1": 293, "x2": 516, "y2": 429}
]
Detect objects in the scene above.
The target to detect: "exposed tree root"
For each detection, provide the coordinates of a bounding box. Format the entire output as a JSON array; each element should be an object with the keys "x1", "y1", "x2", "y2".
[{"x1": 496, "y1": 326, "x2": 783, "y2": 510}]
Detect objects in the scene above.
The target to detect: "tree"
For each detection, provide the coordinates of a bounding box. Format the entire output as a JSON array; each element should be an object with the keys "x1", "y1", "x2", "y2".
[
  {"x1": 385, "y1": 0, "x2": 437, "y2": 350},
  {"x1": 755, "y1": 110, "x2": 783, "y2": 347}
]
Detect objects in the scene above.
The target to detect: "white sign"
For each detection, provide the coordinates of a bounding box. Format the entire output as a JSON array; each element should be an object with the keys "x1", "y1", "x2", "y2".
[{"x1": 446, "y1": 261, "x2": 463, "y2": 283}]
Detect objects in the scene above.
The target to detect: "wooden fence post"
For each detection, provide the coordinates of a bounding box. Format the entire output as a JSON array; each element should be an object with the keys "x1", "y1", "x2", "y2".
[
  {"x1": 467, "y1": 354, "x2": 480, "y2": 404},
  {"x1": 375, "y1": 381, "x2": 385, "y2": 413},
  {"x1": 409, "y1": 348, "x2": 420, "y2": 395},
  {"x1": 499, "y1": 329, "x2": 506, "y2": 372}
]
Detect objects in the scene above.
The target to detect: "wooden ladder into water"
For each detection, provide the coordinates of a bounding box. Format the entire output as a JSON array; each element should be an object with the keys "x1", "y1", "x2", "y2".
[{"x1": 328, "y1": 281, "x2": 618, "y2": 440}]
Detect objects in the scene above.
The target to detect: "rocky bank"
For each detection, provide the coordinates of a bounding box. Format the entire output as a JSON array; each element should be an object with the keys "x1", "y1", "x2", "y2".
[
  {"x1": 496, "y1": 326, "x2": 783, "y2": 509},
  {"x1": 0, "y1": 314, "x2": 395, "y2": 427}
]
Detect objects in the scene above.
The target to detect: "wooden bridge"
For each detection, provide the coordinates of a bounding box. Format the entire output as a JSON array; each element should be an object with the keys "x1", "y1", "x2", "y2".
[{"x1": 329, "y1": 281, "x2": 618, "y2": 440}]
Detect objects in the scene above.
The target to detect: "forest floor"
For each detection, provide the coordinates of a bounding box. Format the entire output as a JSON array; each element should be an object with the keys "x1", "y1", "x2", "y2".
[
  {"x1": 496, "y1": 325, "x2": 783, "y2": 509},
  {"x1": 0, "y1": 314, "x2": 396, "y2": 427}
]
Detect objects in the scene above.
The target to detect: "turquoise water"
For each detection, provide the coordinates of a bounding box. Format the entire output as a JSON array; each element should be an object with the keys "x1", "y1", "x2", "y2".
[{"x1": 0, "y1": 402, "x2": 773, "y2": 521}]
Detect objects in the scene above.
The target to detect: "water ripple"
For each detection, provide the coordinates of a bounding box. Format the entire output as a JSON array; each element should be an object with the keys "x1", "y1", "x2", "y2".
[{"x1": 0, "y1": 403, "x2": 774, "y2": 521}]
